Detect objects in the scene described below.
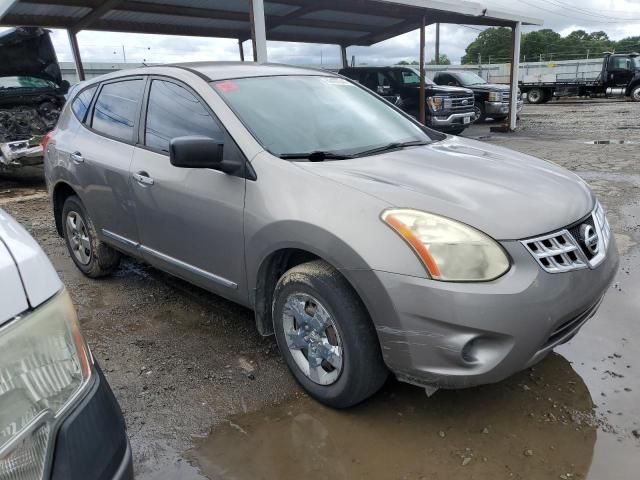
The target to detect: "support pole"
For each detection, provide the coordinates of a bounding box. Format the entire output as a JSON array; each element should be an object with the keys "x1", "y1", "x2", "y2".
[
  {"x1": 435, "y1": 23, "x2": 440, "y2": 64},
  {"x1": 249, "y1": 0, "x2": 268, "y2": 63},
  {"x1": 67, "y1": 29, "x2": 85, "y2": 82},
  {"x1": 419, "y1": 16, "x2": 426, "y2": 125},
  {"x1": 238, "y1": 39, "x2": 245, "y2": 62},
  {"x1": 340, "y1": 45, "x2": 348, "y2": 69},
  {"x1": 508, "y1": 21, "x2": 522, "y2": 131}
]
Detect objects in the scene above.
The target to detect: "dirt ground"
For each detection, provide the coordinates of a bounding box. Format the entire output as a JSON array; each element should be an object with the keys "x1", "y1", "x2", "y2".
[{"x1": 1, "y1": 99, "x2": 638, "y2": 480}]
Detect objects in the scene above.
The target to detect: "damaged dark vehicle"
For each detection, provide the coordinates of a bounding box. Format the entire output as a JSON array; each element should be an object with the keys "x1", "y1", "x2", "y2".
[{"x1": 0, "y1": 27, "x2": 69, "y2": 171}]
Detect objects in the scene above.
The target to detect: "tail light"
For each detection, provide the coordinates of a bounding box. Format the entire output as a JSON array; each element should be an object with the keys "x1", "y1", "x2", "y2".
[{"x1": 40, "y1": 131, "x2": 53, "y2": 152}]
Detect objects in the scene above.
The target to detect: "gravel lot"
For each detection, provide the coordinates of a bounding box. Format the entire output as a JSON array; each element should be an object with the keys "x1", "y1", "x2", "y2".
[{"x1": 1, "y1": 99, "x2": 638, "y2": 479}]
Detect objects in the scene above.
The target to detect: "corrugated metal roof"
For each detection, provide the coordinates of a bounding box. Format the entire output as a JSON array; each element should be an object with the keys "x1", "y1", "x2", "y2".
[
  {"x1": 102, "y1": 10, "x2": 249, "y2": 31},
  {"x1": 10, "y1": 3, "x2": 91, "y2": 19},
  {"x1": 0, "y1": 0, "x2": 543, "y2": 46}
]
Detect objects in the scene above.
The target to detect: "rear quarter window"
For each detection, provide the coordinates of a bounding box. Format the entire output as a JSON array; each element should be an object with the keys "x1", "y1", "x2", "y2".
[{"x1": 71, "y1": 85, "x2": 97, "y2": 122}]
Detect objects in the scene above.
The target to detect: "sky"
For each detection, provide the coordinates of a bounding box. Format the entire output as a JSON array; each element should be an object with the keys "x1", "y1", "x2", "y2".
[{"x1": 4, "y1": 0, "x2": 640, "y2": 66}]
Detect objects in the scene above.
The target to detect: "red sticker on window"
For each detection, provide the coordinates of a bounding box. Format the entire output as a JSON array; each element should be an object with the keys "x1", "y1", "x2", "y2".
[{"x1": 215, "y1": 80, "x2": 239, "y2": 93}]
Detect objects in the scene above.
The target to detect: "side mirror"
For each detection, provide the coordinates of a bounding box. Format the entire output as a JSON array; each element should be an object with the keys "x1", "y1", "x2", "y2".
[{"x1": 170, "y1": 136, "x2": 241, "y2": 175}]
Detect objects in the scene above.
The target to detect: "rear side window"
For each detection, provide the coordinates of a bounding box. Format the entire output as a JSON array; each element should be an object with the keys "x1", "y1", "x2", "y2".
[
  {"x1": 144, "y1": 79, "x2": 222, "y2": 153},
  {"x1": 71, "y1": 86, "x2": 97, "y2": 122},
  {"x1": 91, "y1": 79, "x2": 144, "y2": 142}
]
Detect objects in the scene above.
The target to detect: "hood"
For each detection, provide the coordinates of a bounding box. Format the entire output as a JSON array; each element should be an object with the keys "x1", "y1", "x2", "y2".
[
  {"x1": 465, "y1": 83, "x2": 511, "y2": 92},
  {"x1": 425, "y1": 84, "x2": 474, "y2": 96},
  {"x1": 0, "y1": 208, "x2": 61, "y2": 310},
  {"x1": 0, "y1": 238, "x2": 28, "y2": 322},
  {"x1": 0, "y1": 27, "x2": 63, "y2": 87},
  {"x1": 298, "y1": 136, "x2": 594, "y2": 240}
]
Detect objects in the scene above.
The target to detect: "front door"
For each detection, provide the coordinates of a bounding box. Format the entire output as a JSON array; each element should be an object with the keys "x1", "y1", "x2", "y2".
[
  {"x1": 129, "y1": 77, "x2": 246, "y2": 301},
  {"x1": 608, "y1": 56, "x2": 634, "y2": 87}
]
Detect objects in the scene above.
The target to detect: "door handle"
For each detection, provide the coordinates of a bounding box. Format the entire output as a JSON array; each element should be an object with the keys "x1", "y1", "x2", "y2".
[
  {"x1": 132, "y1": 171, "x2": 154, "y2": 186},
  {"x1": 70, "y1": 151, "x2": 84, "y2": 163}
]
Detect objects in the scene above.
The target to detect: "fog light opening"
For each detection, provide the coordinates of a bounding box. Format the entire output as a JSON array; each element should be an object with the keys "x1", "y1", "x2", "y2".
[{"x1": 461, "y1": 339, "x2": 479, "y2": 364}]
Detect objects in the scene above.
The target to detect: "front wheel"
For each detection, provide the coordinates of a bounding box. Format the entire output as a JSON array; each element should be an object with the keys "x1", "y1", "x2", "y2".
[
  {"x1": 631, "y1": 85, "x2": 640, "y2": 102},
  {"x1": 473, "y1": 102, "x2": 485, "y2": 122},
  {"x1": 272, "y1": 260, "x2": 388, "y2": 408}
]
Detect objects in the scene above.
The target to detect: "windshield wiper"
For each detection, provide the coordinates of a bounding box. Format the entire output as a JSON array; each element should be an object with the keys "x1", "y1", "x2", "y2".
[
  {"x1": 352, "y1": 140, "x2": 429, "y2": 158},
  {"x1": 279, "y1": 150, "x2": 353, "y2": 161}
]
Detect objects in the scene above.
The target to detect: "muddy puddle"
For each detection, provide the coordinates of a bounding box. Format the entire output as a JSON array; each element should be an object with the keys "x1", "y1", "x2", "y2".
[
  {"x1": 188, "y1": 239, "x2": 640, "y2": 480},
  {"x1": 190, "y1": 354, "x2": 597, "y2": 480}
]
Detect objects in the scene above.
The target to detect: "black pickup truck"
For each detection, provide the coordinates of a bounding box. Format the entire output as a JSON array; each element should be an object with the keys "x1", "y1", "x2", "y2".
[
  {"x1": 339, "y1": 66, "x2": 475, "y2": 134},
  {"x1": 433, "y1": 71, "x2": 523, "y2": 122},
  {"x1": 519, "y1": 53, "x2": 640, "y2": 103}
]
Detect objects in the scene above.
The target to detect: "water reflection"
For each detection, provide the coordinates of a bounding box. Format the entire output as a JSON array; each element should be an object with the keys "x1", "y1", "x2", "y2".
[{"x1": 191, "y1": 354, "x2": 596, "y2": 480}]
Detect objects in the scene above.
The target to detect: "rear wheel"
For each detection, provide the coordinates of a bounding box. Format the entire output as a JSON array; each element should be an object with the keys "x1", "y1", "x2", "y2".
[
  {"x1": 272, "y1": 260, "x2": 388, "y2": 408},
  {"x1": 526, "y1": 87, "x2": 545, "y2": 104},
  {"x1": 631, "y1": 85, "x2": 640, "y2": 102},
  {"x1": 62, "y1": 196, "x2": 121, "y2": 278}
]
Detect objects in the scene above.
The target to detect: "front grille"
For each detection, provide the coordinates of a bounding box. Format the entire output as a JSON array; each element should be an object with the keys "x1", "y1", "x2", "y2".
[
  {"x1": 522, "y1": 203, "x2": 611, "y2": 273},
  {"x1": 522, "y1": 230, "x2": 587, "y2": 273},
  {"x1": 450, "y1": 95, "x2": 474, "y2": 111}
]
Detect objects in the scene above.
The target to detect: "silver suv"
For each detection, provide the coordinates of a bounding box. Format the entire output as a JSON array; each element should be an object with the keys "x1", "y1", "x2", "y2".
[{"x1": 44, "y1": 63, "x2": 618, "y2": 408}]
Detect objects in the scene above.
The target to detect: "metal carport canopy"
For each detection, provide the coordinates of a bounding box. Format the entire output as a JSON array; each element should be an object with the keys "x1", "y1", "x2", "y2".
[{"x1": 0, "y1": 0, "x2": 542, "y2": 129}]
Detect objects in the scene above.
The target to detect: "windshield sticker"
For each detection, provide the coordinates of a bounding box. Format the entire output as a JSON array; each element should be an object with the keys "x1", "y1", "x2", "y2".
[{"x1": 215, "y1": 80, "x2": 239, "y2": 93}]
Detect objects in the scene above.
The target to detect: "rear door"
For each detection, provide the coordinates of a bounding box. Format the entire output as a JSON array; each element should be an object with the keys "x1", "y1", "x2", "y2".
[
  {"x1": 70, "y1": 77, "x2": 145, "y2": 254},
  {"x1": 129, "y1": 77, "x2": 246, "y2": 301}
]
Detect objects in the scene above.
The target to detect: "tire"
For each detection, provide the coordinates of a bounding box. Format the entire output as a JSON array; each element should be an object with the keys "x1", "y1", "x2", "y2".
[
  {"x1": 526, "y1": 87, "x2": 545, "y2": 104},
  {"x1": 272, "y1": 260, "x2": 388, "y2": 408},
  {"x1": 62, "y1": 195, "x2": 120, "y2": 278},
  {"x1": 631, "y1": 85, "x2": 640, "y2": 102},
  {"x1": 473, "y1": 101, "x2": 485, "y2": 122}
]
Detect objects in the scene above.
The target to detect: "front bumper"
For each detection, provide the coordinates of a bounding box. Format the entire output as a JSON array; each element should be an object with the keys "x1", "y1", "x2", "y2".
[
  {"x1": 429, "y1": 112, "x2": 474, "y2": 129},
  {"x1": 49, "y1": 363, "x2": 133, "y2": 480},
  {"x1": 484, "y1": 100, "x2": 524, "y2": 116},
  {"x1": 349, "y1": 235, "x2": 618, "y2": 389}
]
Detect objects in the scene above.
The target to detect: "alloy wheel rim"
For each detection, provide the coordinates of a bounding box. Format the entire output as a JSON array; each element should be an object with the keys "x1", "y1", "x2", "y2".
[
  {"x1": 473, "y1": 105, "x2": 482, "y2": 122},
  {"x1": 66, "y1": 211, "x2": 92, "y2": 265},
  {"x1": 282, "y1": 293, "x2": 343, "y2": 385},
  {"x1": 529, "y1": 90, "x2": 541, "y2": 102}
]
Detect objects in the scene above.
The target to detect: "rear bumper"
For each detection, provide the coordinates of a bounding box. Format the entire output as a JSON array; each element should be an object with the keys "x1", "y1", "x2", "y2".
[
  {"x1": 349, "y1": 236, "x2": 619, "y2": 390},
  {"x1": 50, "y1": 363, "x2": 133, "y2": 480}
]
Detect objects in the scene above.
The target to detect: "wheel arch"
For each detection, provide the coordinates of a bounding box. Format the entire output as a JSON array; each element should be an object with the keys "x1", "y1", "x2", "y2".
[
  {"x1": 52, "y1": 181, "x2": 79, "y2": 237},
  {"x1": 249, "y1": 226, "x2": 374, "y2": 337}
]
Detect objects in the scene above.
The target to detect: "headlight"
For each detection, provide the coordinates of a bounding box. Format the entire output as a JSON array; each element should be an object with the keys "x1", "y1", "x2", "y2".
[
  {"x1": 488, "y1": 91, "x2": 503, "y2": 102},
  {"x1": 0, "y1": 290, "x2": 91, "y2": 479},
  {"x1": 427, "y1": 96, "x2": 445, "y2": 111},
  {"x1": 594, "y1": 201, "x2": 611, "y2": 251},
  {"x1": 382, "y1": 209, "x2": 510, "y2": 281}
]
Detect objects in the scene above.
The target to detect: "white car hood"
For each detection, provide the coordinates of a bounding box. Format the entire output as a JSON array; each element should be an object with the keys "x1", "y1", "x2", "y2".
[{"x1": 0, "y1": 209, "x2": 61, "y2": 322}]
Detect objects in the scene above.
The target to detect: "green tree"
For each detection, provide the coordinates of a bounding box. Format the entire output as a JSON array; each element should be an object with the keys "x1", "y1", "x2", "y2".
[
  {"x1": 615, "y1": 36, "x2": 640, "y2": 53},
  {"x1": 461, "y1": 27, "x2": 512, "y2": 64},
  {"x1": 397, "y1": 60, "x2": 410, "y2": 65},
  {"x1": 427, "y1": 54, "x2": 451, "y2": 65}
]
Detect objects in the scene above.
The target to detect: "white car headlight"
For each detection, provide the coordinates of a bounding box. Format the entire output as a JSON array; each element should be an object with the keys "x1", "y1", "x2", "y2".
[
  {"x1": 382, "y1": 209, "x2": 510, "y2": 281},
  {"x1": 0, "y1": 290, "x2": 92, "y2": 479},
  {"x1": 488, "y1": 91, "x2": 503, "y2": 102}
]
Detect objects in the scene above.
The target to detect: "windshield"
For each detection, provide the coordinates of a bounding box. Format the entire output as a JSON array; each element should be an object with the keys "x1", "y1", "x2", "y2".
[
  {"x1": 213, "y1": 75, "x2": 435, "y2": 158},
  {"x1": 0, "y1": 76, "x2": 54, "y2": 90},
  {"x1": 388, "y1": 68, "x2": 435, "y2": 86},
  {"x1": 454, "y1": 72, "x2": 487, "y2": 86}
]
